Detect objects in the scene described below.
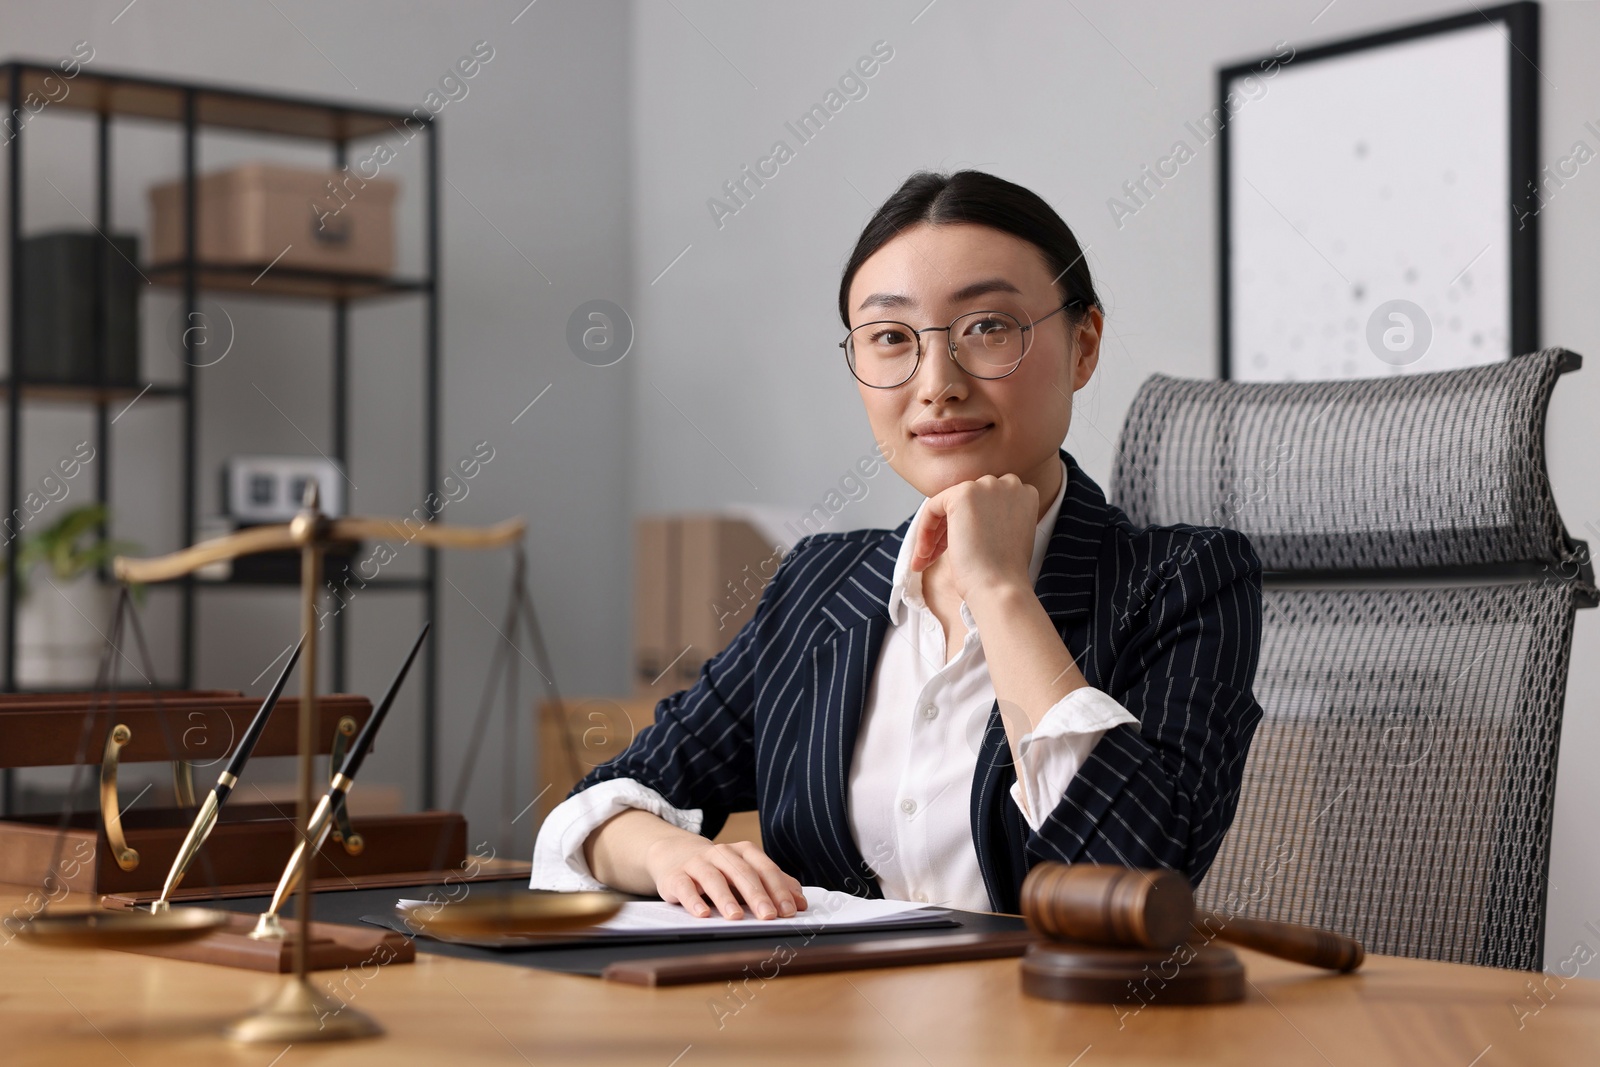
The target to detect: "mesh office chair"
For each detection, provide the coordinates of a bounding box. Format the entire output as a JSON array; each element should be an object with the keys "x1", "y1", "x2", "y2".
[{"x1": 1110, "y1": 347, "x2": 1596, "y2": 972}]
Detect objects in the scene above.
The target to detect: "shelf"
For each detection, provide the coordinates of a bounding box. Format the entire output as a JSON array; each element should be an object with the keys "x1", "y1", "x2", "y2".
[
  {"x1": 1, "y1": 60, "x2": 422, "y2": 142},
  {"x1": 8, "y1": 572, "x2": 427, "y2": 591},
  {"x1": 147, "y1": 262, "x2": 431, "y2": 301},
  {"x1": 196, "y1": 575, "x2": 429, "y2": 590},
  {"x1": 0, "y1": 58, "x2": 443, "y2": 811},
  {"x1": 0, "y1": 381, "x2": 185, "y2": 404}
]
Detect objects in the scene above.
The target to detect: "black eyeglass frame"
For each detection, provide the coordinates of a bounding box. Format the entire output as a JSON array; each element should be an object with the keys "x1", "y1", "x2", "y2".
[{"x1": 839, "y1": 297, "x2": 1085, "y2": 389}]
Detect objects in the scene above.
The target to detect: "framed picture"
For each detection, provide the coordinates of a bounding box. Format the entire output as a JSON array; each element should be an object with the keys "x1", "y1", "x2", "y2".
[{"x1": 1218, "y1": 2, "x2": 1540, "y2": 381}]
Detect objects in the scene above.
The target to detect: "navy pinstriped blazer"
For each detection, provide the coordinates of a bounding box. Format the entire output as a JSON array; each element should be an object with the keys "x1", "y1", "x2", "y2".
[{"x1": 575, "y1": 448, "x2": 1266, "y2": 913}]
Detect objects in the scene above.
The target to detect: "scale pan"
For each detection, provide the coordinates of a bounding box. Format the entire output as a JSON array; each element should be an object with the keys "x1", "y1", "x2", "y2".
[
  {"x1": 401, "y1": 890, "x2": 625, "y2": 937},
  {"x1": 18, "y1": 906, "x2": 231, "y2": 948}
]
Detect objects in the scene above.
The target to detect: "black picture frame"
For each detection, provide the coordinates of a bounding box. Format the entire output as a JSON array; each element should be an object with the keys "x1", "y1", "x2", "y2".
[{"x1": 1217, "y1": 1, "x2": 1540, "y2": 381}]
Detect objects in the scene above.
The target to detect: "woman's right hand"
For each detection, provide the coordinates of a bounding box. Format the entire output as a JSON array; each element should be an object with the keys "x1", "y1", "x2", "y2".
[
  {"x1": 583, "y1": 808, "x2": 808, "y2": 919},
  {"x1": 643, "y1": 833, "x2": 809, "y2": 921}
]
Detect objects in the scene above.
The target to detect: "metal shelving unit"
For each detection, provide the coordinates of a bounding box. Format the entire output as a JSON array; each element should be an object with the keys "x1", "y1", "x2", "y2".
[{"x1": 0, "y1": 60, "x2": 443, "y2": 814}]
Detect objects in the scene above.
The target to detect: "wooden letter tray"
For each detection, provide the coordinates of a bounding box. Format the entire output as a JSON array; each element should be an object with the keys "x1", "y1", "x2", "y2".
[{"x1": 0, "y1": 690, "x2": 467, "y2": 899}]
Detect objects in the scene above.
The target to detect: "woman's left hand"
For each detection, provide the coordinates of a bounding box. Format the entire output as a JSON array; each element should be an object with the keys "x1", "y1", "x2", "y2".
[{"x1": 908, "y1": 473, "x2": 1038, "y2": 602}]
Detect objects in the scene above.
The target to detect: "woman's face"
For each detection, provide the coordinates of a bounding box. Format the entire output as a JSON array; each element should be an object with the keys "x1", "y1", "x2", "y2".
[{"x1": 846, "y1": 221, "x2": 1102, "y2": 501}]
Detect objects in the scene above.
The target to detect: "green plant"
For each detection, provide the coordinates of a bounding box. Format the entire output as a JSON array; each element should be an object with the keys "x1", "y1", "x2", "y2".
[{"x1": 12, "y1": 503, "x2": 140, "y2": 602}]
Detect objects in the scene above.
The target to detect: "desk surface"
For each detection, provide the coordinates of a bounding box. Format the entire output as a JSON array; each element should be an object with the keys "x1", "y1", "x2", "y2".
[{"x1": 2, "y1": 887, "x2": 1597, "y2": 1066}]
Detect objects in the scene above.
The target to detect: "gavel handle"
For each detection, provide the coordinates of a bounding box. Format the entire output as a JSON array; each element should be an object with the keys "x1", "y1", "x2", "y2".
[{"x1": 1194, "y1": 910, "x2": 1365, "y2": 972}]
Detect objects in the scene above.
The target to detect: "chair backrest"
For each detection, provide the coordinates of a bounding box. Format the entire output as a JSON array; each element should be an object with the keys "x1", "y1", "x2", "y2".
[{"x1": 1110, "y1": 348, "x2": 1596, "y2": 971}]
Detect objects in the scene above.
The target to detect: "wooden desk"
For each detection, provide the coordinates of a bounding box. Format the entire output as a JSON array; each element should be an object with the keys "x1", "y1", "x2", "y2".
[{"x1": 2, "y1": 887, "x2": 1596, "y2": 1065}]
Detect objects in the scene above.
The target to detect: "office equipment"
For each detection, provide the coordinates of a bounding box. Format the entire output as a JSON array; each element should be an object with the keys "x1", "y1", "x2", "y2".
[
  {"x1": 0, "y1": 687, "x2": 433, "y2": 898},
  {"x1": 403, "y1": 886, "x2": 946, "y2": 948},
  {"x1": 603, "y1": 929, "x2": 1040, "y2": 987},
  {"x1": 402, "y1": 889, "x2": 625, "y2": 940},
  {"x1": 112, "y1": 492, "x2": 527, "y2": 1042},
  {"x1": 222, "y1": 455, "x2": 346, "y2": 522},
  {"x1": 1111, "y1": 346, "x2": 1597, "y2": 971},
  {"x1": 6, "y1": 592, "x2": 457, "y2": 971},
  {"x1": 217, "y1": 878, "x2": 1021, "y2": 978},
  {"x1": 1018, "y1": 863, "x2": 1364, "y2": 1005},
  {"x1": 392, "y1": 908, "x2": 1004, "y2": 978},
  {"x1": 112, "y1": 911, "x2": 416, "y2": 973},
  {"x1": 18, "y1": 904, "x2": 226, "y2": 948},
  {"x1": 250, "y1": 625, "x2": 429, "y2": 940},
  {"x1": 149, "y1": 639, "x2": 301, "y2": 913},
  {"x1": 577, "y1": 888, "x2": 932, "y2": 934},
  {"x1": 1020, "y1": 863, "x2": 1362, "y2": 970}
]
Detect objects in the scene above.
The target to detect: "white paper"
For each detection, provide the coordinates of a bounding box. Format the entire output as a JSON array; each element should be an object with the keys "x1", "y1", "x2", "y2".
[{"x1": 398, "y1": 886, "x2": 940, "y2": 937}]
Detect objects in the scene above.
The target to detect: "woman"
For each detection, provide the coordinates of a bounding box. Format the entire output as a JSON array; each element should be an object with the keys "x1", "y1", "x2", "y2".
[{"x1": 531, "y1": 169, "x2": 1265, "y2": 920}]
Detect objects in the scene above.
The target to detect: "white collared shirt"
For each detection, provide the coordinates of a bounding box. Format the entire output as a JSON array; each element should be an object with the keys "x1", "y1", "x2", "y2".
[
  {"x1": 845, "y1": 456, "x2": 1138, "y2": 910},
  {"x1": 530, "y1": 457, "x2": 1138, "y2": 906}
]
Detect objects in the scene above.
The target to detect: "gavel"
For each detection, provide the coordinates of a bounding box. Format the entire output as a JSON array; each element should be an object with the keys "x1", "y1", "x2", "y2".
[{"x1": 1018, "y1": 862, "x2": 1364, "y2": 1004}]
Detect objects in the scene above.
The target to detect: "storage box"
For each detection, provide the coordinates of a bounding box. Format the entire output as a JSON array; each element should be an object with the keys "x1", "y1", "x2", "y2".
[
  {"x1": 536, "y1": 696, "x2": 761, "y2": 847},
  {"x1": 633, "y1": 515, "x2": 783, "y2": 701},
  {"x1": 19, "y1": 231, "x2": 141, "y2": 386},
  {"x1": 149, "y1": 162, "x2": 398, "y2": 276}
]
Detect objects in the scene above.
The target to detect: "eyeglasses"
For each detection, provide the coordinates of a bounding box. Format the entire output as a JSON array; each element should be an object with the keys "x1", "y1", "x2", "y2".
[{"x1": 840, "y1": 298, "x2": 1083, "y2": 389}]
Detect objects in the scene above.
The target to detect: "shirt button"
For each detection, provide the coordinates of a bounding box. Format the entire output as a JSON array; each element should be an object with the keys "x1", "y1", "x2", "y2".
[
  {"x1": 923, "y1": 617, "x2": 937, "y2": 633},
  {"x1": 915, "y1": 891, "x2": 929, "y2": 903},
  {"x1": 921, "y1": 703, "x2": 939, "y2": 721},
  {"x1": 899, "y1": 798, "x2": 917, "y2": 816}
]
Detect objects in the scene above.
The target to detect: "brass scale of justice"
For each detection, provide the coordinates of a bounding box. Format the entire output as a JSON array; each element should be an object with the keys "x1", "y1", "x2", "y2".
[
  {"x1": 19, "y1": 486, "x2": 626, "y2": 1043},
  {"x1": 19, "y1": 488, "x2": 1368, "y2": 1041}
]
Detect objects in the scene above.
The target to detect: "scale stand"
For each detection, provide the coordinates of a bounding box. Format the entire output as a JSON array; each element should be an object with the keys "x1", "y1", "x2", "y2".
[{"x1": 113, "y1": 485, "x2": 525, "y2": 1044}]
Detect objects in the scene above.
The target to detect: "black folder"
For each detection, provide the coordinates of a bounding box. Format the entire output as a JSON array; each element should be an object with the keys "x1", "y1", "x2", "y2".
[{"x1": 211, "y1": 878, "x2": 1029, "y2": 978}]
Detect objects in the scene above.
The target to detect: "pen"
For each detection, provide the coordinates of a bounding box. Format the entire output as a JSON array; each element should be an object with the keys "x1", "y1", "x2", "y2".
[
  {"x1": 150, "y1": 637, "x2": 304, "y2": 913},
  {"x1": 250, "y1": 623, "x2": 430, "y2": 939}
]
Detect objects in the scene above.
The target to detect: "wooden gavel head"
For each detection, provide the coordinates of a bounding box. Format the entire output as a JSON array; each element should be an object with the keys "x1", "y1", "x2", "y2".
[{"x1": 1021, "y1": 861, "x2": 1195, "y2": 949}]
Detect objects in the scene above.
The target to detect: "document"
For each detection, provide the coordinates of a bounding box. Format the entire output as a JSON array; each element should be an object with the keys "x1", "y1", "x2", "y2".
[
  {"x1": 393, "y1": 886, "x2": 956, "y2": 947},
  {"x1": 573, "y1": 887, "x2": 936, "y2": 934}
]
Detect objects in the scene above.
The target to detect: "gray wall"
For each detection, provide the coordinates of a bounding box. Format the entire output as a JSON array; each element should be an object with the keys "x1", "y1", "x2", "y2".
[{"x1": 1, "y1": 0, "x2": 1595, "y2": 973}]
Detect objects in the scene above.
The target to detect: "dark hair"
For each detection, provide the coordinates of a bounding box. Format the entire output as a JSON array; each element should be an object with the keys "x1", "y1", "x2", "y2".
[{"x1": 837, "y1": 169, "x2": 1102, "y2": 330}]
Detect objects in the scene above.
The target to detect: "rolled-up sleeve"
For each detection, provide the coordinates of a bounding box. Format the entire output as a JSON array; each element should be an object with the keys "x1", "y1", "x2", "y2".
[
  {"x1": 1008, "y1": 686, "x2": 1141, "y2": 831},
  {"x1": 529, "y1": 778, "x2": 703, "y2": 891}
]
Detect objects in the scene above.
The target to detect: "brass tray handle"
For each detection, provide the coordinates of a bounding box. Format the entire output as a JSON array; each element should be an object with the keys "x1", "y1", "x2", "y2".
[
  {"x1": 328, "y1": 715, "x2": 363, "y2": 855},
  {"x1": 99, "y1": 723, "x2": 140, "y2": 871},
  {"x1": 171, "y1": 758, "x2": 196, "y2": 808}
]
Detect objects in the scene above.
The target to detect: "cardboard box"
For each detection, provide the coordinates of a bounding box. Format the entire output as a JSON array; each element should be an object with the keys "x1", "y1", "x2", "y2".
[
  {"x1": 536, "y1": 697, "x2": 760, "y2": 847},
  {"x1": 149, "y1": 161, "x2": 398, "y2": 276},
  {"x1": 531, "y1": 515, "x2": 780, "y2": 849},
  {"x1": 633, "y1": 517, "x2": 676, "y2": 703},
  {"x1": 633, "y1": 514, "x2": 783, "y2": 703}
]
